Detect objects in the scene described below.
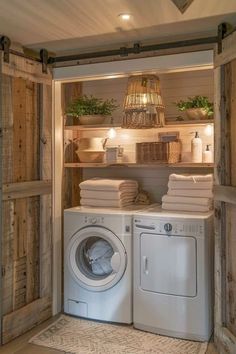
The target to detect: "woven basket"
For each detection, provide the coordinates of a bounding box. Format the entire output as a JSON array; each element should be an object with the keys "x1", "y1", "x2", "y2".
[{"x1": 136, "y1": 140, "x2": 181, "y2": 164}]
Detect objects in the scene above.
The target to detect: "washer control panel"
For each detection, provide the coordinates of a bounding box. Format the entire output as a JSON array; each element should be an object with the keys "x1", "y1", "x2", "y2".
[
  {"x1": 84, "y1": 216, "x2": 105, "y2": 225},
  {"x1": 134, "y1": 218, "x2": 204, "y2": 236}
]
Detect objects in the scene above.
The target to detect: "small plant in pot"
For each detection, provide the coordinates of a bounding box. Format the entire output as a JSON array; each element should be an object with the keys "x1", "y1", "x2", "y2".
[
  {"x1": 65, "y1": 95, "x2": 118, "y2": 125},
  {"x1": 175, "y1": 95, "x2": 213, "y2": 120}
]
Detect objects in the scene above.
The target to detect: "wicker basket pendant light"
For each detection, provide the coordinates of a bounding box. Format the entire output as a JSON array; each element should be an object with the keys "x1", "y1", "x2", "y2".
[{"x1": 123, "y1": 75, "x2": 165, "y2": 128}]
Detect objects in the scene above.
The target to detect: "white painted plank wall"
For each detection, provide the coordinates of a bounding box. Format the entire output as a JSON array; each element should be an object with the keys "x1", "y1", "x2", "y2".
[
  {"x1": 80, "y1": 69, "x2": 214, "y2": 204},
  {"x1": 83, "y1": 69, "x2": 214, "y2": 124}
]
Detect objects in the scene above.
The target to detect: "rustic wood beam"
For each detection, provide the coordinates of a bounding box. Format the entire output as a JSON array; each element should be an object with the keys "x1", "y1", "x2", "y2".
[
  {"x1": 2, "y1": 180, "x2": 51, "y2": 200},
  {"x1": 214, "y1": 185, "x2": 236, "y2": 205}
]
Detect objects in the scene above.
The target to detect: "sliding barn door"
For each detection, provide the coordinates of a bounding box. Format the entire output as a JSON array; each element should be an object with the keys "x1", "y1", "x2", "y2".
[
  {"x1": 0, "y1": 52, "x2": 52, "y2": 343},
  {"x1": 214, "y1": 30, "x2": 236, "y2": 353}
]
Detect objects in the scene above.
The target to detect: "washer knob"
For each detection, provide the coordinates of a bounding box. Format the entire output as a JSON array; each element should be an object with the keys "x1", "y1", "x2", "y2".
[
  {"x1": 164, "y1": 223, "x2": 172, "y2": 232},
  {"x1": 91, "y1": 218, "x2": 97, "y2": 224}
]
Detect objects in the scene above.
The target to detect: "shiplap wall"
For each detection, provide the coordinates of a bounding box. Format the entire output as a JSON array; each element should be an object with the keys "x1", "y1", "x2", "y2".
[
  {"x1": 83, "y1": 69, "x2": 214, "y2": 124},
  {"x1": 79, "y1": 69, "x2": 214, "y2": 204},
  {"x1": 81, "y1": 124, "x2": 213, "y2": 203},
  {"x1": 81, "y1": 125, "x2": 214, "y2": 163}
]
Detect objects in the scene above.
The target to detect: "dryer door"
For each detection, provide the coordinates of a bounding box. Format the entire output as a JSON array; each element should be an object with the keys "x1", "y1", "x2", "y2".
[
  {"x1": 140, "y1": 233, "x2": 197, "y2": 297},
  {"x1": 66, "y1": 226, "x2": 127, "y2": 291}
]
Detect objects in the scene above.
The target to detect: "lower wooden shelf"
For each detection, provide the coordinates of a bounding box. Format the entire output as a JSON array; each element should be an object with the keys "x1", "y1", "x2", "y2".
[{"x1": 64, "y1": 162, "x2": 214, "y2": 168}]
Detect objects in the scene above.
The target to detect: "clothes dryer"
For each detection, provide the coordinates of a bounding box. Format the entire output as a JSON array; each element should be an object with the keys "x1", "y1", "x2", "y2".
[{"x1": 133, "y1": 205, "x2": 214, "y2": 341}]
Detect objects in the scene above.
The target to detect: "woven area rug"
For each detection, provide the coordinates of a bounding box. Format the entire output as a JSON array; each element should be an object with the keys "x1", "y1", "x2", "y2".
[{"x1": 29, "y1": 315, "x2": 208, "y2": 354}]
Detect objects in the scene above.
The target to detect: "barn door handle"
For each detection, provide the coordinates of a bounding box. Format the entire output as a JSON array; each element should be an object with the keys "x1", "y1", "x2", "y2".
[{"x1": 143, "y1": 256, "x2": 148, "y2": 275}]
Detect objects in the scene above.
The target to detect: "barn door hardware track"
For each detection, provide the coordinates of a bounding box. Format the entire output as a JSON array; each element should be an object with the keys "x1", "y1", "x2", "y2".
[{"x1": 49, "y1": 36, "x2": 218, "y2": 64}]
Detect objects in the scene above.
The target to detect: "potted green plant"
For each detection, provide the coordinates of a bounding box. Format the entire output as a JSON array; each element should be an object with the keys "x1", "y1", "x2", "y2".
[
  {"x1": 175, "y1": 95, "x2": 213, "y2": 120},
  {"x1": 65, "y1": 95, "x2": 118, "y2": 125}
]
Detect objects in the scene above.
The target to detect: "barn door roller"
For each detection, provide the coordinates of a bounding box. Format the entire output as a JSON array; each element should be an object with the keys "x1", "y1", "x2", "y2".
[
  {"x1": 217, "y1": 22, "x2": 235, "y2": 54},
  {"x1": 0, "y1": 36, "x2": 11, "y2": 63}
]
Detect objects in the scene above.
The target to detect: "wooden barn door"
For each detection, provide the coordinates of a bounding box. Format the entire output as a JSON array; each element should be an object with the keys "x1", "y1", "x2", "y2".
[
  {"x1": 214, "y1": 30, "x2": 236, "y2": 353},
  {"x1": 0, "y1": 52, "x2": 52, "y2": 344}
]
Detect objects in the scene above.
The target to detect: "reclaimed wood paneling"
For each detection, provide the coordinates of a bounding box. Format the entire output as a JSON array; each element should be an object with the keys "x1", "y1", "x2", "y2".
[
  {"x1": 0, "y1": 52, "x2": 52, "y2": 344},
  {"x1": 2, "y1": 296, "x2": 51, "y2": 344},
  {"x1": 3, "y1": 180, "x2": 51, "y2": 200},
  {"x1": 214, "y1": 46, "x2": 236, "y2": 352},
  {"x1": 2, "y1": 54, "x2": 51, "y2": 84}
]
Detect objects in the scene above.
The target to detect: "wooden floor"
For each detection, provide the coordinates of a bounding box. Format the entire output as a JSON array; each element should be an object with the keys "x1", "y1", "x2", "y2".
[{"x1": 0, "y1": 315, "x2": 219, "y2": 354}]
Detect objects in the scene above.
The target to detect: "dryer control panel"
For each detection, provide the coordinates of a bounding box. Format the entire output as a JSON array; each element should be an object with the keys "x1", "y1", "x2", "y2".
[{"x1": 134, "y1": 218, "x2": 204, "y2": 237}]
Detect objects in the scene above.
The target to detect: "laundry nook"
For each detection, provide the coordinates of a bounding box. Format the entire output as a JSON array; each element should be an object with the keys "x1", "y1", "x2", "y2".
[{"x1": 0, "y1": 1, "x2": 236, "y2": 354}]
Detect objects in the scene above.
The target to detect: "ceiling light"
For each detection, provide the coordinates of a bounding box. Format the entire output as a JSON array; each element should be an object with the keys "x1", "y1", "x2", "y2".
[{"x1": 119, "y1": 13, "x2": 131, "y2": 21}]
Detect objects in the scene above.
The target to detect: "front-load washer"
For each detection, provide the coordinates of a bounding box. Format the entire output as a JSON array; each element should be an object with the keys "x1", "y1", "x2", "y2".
[
  {"x1": 133, "y1": 205, "x2": 214, "y2": 341},
  {"x1": 64, "y1": 205, "x2": 147, "y2": 324}
]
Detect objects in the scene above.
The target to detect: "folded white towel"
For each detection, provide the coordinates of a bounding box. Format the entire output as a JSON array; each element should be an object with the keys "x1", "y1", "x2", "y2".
[
  {"x1": 80, "y1": 198, "x2": 134, "y2": 208},
  {"x1": 169, "y1": 173, "x2": 213, "y2": 182},
  {"x1": 168, "y1": 189, "x2": 213, "y2": 198},
  {"x1": 168, "y1": 181, "x2": 212, "y2": 190},
  {"x1": 162, "y1": 202, "x2": 211, "y2": 213},
  {"x1": 162, "y1": 194, "x2": 212, "y2": 207},
  {"x1": 80, "y1": 190, "x2": 138, "y2": 200},
  {"x1": 79, "y1": 178, "x2": 138, "y2": 191}
]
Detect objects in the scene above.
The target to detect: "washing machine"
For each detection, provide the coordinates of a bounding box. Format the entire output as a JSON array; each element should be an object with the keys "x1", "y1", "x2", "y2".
[
  {"x1": 133, "y1": 205, "x2": 214, "y2": 341},
  {"x1": 64, "y1": 205, "x2": 147, "y2": 324}
]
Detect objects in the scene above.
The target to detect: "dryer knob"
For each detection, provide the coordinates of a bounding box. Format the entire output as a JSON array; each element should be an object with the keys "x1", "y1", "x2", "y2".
[
  {"x1": 164, "y1": 223, "x2": 172, "y2": 232},
  {"x1": 91, "y1": 218, "x2": 97, "y2": 224}
]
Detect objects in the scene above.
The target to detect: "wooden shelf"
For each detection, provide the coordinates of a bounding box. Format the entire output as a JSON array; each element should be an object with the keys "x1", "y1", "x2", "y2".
[
  {"x1": 64, "y1": 120, "x2": 214, "y2": 130},
  {"x1": 165, "y1": 119, "x2": 214, "y2": 126},
  {"x1": 64, "y1": 124, "x2": 120, "y2": 130},
  {"x1": 64, "y1": 162, "x2": 214, "y2": 168}
]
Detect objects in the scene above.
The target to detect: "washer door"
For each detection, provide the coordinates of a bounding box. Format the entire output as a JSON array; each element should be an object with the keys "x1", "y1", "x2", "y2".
[{"x1": 66, "y1": 226, "x2": 127, "y2": 291}]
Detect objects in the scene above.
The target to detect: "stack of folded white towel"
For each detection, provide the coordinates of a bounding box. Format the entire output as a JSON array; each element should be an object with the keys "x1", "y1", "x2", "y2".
[
  {"x1": 79, "y1": 178, "x2": 139, "y2": 208},
  {"x1": 162, "y1": 173, "x2": 213, "y2": 212}
]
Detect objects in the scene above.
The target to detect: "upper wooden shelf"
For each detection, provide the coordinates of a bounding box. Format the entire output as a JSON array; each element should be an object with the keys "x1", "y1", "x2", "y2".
[
  {"x1": 64, "y1": 162, "x2": 214, "y2": 168},
  {"x1": 64, "y1": 120, "x2": 214, "y2": 130},
  {"x1": 64, "y1": 124, "x2": 119, "y2": 130}
]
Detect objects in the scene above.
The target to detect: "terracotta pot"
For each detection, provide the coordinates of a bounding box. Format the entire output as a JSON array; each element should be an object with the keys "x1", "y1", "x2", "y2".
[
  {"x1": 185, "y1": 108, "x2": 209, "y2": 120},
  {"x1": 79, "y1": 115, "x2": 105, "y2": 125}
]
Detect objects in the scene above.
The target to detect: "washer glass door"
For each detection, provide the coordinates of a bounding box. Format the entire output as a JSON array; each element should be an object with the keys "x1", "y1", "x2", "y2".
[{"x1": 67, "y1": 226, "x2": 127, "y2": 291}]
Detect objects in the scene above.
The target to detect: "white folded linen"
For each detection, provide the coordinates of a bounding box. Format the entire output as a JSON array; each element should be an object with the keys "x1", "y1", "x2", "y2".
[
  {"x1": 79, "y1": 178, "x2": 138, "y2": 191},
  {"x1": 162, "y1": 194, "x2": 212, "y2": 207},
  {"x1": 80, "y1": 190, "x2": 138, "y2": 200},
  {"x1": 169, "y1": 173, "x2": 213, "y2": 182},
  {"x1": 80, "y1": 198, "x2": 134, "y2": 208},
  {"x1": 168, "y1": 181, "x2": 212, "y2": 190},
  {"x1": 167, "y1": 189, "x2": 213, "y2": 198},
  {"x1": 162, "y1": 202, "x2": 211, "y2": 213}
]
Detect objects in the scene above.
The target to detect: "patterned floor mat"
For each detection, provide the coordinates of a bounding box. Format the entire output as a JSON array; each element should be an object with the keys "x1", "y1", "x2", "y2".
[{"x1": 29, "y1": 315, "x2": 208, "y2": 354}]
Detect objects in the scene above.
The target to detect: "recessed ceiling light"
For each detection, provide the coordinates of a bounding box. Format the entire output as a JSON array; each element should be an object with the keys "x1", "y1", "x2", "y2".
[{"x1": 118, "y1": 13, "x2": 132, "y2": 21}]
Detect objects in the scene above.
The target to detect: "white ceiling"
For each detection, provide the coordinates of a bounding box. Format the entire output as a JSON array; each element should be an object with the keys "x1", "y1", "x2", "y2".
[{"x1": 0, "y1": 0, "x2": 236, "y2": 55}]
